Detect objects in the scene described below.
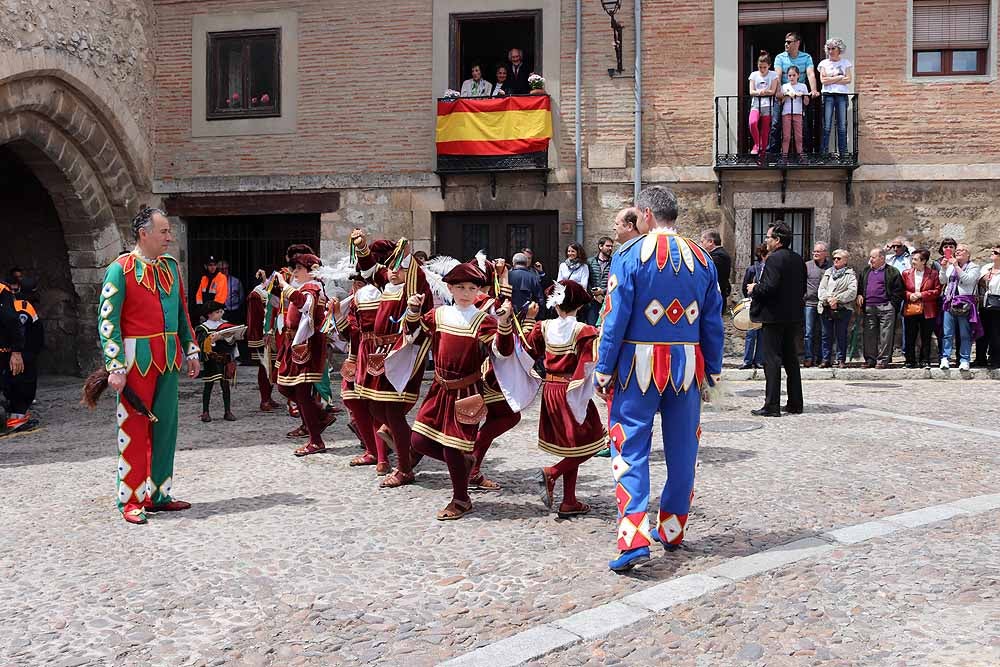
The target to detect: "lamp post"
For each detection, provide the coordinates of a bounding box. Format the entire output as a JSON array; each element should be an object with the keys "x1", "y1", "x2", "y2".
[{"x1": 601, "y1": 0, "x2": 624, "y2": 76}]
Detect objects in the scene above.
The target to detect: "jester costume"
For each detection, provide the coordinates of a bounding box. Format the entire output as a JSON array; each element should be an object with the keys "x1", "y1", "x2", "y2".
[
  {"x1": 98, "y1": 250, "x2": 200, "y2": 522},
  {"x1": 595, "y1": 227, "x2": 724, "y2": 572},
  {"x1": 354, "y1": 237, "x2": 434, "y2": 487}
]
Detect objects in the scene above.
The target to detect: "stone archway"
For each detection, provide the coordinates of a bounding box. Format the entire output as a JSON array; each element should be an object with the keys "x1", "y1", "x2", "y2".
[{"x1": 0, "y1": 68, "x2": 150, "y2": 373}]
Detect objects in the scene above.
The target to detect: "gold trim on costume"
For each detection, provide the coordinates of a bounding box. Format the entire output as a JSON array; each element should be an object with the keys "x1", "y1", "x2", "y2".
[
  {"x1": 412, "y1": 421, "x2": 475, "y2": 452},
  {"x1": 538, "y1": 432, "x2": 608, "y2": 458}
]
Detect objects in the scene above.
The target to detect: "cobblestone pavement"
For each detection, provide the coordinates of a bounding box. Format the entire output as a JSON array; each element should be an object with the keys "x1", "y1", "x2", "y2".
[{"x1": 0, "y1": 374, "x2": 997, "y2": 666}]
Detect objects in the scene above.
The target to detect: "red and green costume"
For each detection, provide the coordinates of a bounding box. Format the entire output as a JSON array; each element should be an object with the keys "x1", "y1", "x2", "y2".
[{"x1": 98, "y1": 251, "x2": 199, "y2": 517}]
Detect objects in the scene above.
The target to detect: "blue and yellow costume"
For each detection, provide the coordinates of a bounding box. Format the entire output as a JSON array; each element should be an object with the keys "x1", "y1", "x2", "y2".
[{"x1": 595, "y1": 228, "x2": 725, "y2": 570}]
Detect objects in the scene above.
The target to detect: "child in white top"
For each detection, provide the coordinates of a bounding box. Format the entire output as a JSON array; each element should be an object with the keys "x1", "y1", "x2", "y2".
[
  {"x1": 780, "y1": 66, "x2": 810, "y2": 158},
  {"x1": 747, "y1": 50, "x2": 779, "y2": 155}
]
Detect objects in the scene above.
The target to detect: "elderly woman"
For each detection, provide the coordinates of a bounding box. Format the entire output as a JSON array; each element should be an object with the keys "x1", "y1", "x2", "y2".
[
  {"x1": 816, "y1": 248, "x2": 858, "y2": 367},
  {"x1": 902, "y1": 249, "x2": 942, "y2": 368},
  {"x1": 818, "y1": 38, "x2": 853, "y2": 156},
  {"x1": 460, "y1": 63, "x2": 492, "y2": 97}
]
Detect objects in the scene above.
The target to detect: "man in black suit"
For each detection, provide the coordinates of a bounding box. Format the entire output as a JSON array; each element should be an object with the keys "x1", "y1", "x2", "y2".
[
  {"x1": 748, "y1": 222, "x2": 807, "y2": 417},
  {"x1": 507, "y1": 48, "x2": 531, "y2": 95},
  {"x1": 700, "y1": 229, "x2": 732, "y2": 312}
]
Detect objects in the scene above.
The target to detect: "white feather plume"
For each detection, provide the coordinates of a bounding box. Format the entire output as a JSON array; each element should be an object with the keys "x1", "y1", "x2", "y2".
[
  {"x1": 545, "y1": 282, "x2": 566, "y2": 310},
  {"x1": 421, "y1": 266, "x2": 454, "y2": 305},
  {"x1": 423, "y1": 255, "x2": 460, "y2": 277},
  {"x1": 312, "y1": 254, "x2": 356, "y2": 297},
  {"x1": 475, "y1": 250, "x2": 487, "y2": 273}
]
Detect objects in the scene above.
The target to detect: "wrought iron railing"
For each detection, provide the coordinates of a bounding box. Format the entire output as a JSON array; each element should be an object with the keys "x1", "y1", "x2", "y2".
[{"x1": 714, "y1": 93, "x2": 860, "y2": 168}]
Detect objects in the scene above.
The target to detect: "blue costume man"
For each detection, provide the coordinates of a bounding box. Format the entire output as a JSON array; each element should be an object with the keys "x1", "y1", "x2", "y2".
[{"x1": 595, "y1": 186, "x2": 725, "y2": 572}]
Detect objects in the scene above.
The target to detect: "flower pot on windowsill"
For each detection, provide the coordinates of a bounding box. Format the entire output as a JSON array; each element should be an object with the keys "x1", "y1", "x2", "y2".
[{"x1": 529, "y1": 88, "x2": 546, "y2": 95}]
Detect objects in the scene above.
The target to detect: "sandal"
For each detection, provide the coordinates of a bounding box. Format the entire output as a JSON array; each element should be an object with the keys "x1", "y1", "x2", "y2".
[
  {"x1": 537, "y1": 468, "x2": 556, "y2": 509},
  {"x1": 469, "y1": 470, "x2": 502, "y2": 491},
  {"x1": 436, "y1": 499, "x2": 473, "y2": 521},
  {"x1": 557, "y1": 501, "x2": 591, "y2": 518},
  {"x1": 375, "y1": 461, "x2": 392, "y2": 476},
  {"x1": 350, "y1": 453, "x2": 377, "y2": 467},
  {"x1": 286, "y1": 425, "x2": 309, "y2": 439},
  {"x1": 293, "y1": 442, "x2": 327, "y2": 457},
  {"x1": 380, "y1": 468, "x2": 415, "y2": 488}
]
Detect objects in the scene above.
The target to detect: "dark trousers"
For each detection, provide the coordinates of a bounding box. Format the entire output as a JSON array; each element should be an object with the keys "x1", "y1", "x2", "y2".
[
  {"x1": 903, "y1": 315, "x2": 934, "y2": 366},
  {"x1": 2, "y1": 351, "x2": 37, "y2": 415},
  {"x1": 982, "y1": 309, "x2": 1000, "y2": 368},
  {"x1": 762, "y1": 321, "x2": 803, "y2": 413}
]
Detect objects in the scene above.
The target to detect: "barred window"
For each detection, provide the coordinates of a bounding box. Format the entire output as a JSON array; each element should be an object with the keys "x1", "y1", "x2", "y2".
[
  {"x1": 207, "y1": 29, "x2": 281, "y2": 119},
  {"x1": 913, "y1": 0, "x2": 990, "y2": 76}
]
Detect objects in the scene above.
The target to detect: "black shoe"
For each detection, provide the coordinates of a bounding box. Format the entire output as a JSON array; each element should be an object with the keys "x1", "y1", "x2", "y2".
[
  {"x1": 865, "y1": 361, "x2": 876, "y2": 368},
  {"x1": 781, "y1": 404, "x2": 804, "y2": 414},
  {"x1": 738, "y1": 363, "x2": 753, "y2": 370},
  {"x1": 751, "y1": 407, "x2": 781, "y2": 417}
]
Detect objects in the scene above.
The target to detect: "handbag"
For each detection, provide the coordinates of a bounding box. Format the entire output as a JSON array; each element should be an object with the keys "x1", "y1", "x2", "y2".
[
  {"x1": 948, "y1": 301, "x2": 971, "y2": 317},
  {"x1": 985, "y1": 294, "x2": 1000, "y2": 311},
  {"x1": 291, "y1": 342, "x2": 312, "y2": 365},
  {"x1": 455, "y1": 394, "x2": 486, "y2": 425},
  {"x1": 903, "y1": 300, "x2": 923, "y2": 317}
]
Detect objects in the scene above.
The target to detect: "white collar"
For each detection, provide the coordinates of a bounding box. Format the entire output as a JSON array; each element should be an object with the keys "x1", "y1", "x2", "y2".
[{"x1": 546, "y1": 315, "x2": 578, "y2": 345}]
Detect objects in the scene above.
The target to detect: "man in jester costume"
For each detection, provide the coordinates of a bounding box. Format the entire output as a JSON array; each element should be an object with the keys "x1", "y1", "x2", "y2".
[
  {"x1": 98, "y1": 207, "x2": 201, "y2": 525},
  {"x1": 595, "y1": 186, "x2": 724, "y2": 572}
]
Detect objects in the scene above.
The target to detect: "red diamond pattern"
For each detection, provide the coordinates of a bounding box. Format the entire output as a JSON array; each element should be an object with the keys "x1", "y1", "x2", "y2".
[{"x1": 665, "y1": 298, "x2": 685, "y2": 325}]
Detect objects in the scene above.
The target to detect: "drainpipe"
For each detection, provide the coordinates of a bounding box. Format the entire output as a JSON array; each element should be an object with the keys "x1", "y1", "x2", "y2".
[
  {"x1": 574, "y1": 0, "x2": 584, "y2": 244},
  {"x1": 633, "y1": 0, "x2": 642, "y2": 201}
]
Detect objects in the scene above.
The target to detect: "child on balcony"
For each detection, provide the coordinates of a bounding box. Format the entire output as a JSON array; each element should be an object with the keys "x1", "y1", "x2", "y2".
[
  {"x1": 748, "y1": 51, "x2": 778, "y2": 155},
  {"x1": 780, "y1": 66, "x2": 810, "y2": 159}
]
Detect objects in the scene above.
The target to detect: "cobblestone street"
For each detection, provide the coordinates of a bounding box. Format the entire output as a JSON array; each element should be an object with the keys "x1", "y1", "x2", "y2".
[{"x1": 1, "y1": 374, "x2": 997, "y2": 667}]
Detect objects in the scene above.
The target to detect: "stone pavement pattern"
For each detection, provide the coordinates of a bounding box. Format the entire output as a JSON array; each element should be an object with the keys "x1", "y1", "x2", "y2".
[{"x1": 0, "y1": 375, "x2": 997, "y2": 666}]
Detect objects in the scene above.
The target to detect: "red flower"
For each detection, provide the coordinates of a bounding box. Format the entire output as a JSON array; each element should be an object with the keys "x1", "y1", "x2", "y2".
[
  {"x1": 261, "y1": 93, "x2": 270, "y2": 104},
  {"x1": 231, "y1": 92, "x2": 240, "y2": 101}
]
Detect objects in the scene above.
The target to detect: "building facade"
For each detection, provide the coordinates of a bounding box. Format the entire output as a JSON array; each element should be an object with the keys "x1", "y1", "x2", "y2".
[{"x1": 2, "y1": 0, "x2": 998, "y2": 371}]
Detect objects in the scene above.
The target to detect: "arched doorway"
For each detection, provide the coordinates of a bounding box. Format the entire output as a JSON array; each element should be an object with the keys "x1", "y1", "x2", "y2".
[{"x1": 0, "y1": 70, "x2": 150, "y2": 374}]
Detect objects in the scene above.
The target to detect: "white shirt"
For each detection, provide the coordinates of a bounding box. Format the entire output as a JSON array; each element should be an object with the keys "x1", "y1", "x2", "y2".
[
  {"x1": 749, "y1": 70, "x2": 778, "y2": 110},
  {"x1": 912, "y1": 270, "x2": 924, "y2": 292},
  {"x1": 557, "y1": 262, "x2": 589, "y2": 291},
  {"x1": 981, "y1": 263, "x2": 1000, "y2": 299},
  {"x1": 818, "y1": 58, "x2": 852, "y2": 94},
  {"x1": 781, "y1": 83, "x2": 808, "y2": 115},
  {"x1": 460, "y1": 78, "x2": 492, "y2": 97}
]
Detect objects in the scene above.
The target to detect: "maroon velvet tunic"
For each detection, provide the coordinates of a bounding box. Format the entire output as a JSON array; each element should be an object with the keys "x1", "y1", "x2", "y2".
[
  {"x1": 522, "y1": 319, "x2": 607, "y2": 457},
  {"x1": 276, "y1": 281, "x2": 326, "y2": 386},
  {"x1": 335, "y1": 284, "x2": 380, "y2": 401},
  {"x1": 407, "y1": 305, "x2": 510, "y2": 452}
]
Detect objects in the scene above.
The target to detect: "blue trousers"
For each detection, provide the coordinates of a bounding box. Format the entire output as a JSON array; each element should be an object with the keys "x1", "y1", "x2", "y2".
[
  {"x1": 743, "y1": 328, "x2": 764, "y2": 366},
  {"x1": 803, "y1": 305, "x2": 825, "y2": 361},
  {"x1": 608, "y1": 383, "x2": 701, "y2": 551},
  {"x1": 942, "y1": 311, "x2": 972, "y2": 363}
]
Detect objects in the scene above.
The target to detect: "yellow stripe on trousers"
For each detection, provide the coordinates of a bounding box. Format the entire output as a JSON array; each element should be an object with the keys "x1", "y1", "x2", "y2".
[{"x1": 436, "y1": 109, "x2": 553, "y2": 143}]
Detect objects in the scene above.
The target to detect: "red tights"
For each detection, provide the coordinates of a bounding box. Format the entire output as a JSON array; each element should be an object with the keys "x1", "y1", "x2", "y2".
[
  {"x1": 411, "y1": 433, "x2": 471, "y2": 503},
  {"x1": 278, "y1": 384, "x2": 324, "y2": 446},
  {"x1": 368, "y1": 402, "x2": 416, "y2": 473},
  {"x1": 545, "y1": 453, "x2": 594, "y2": 505},
  {"x1": 471, "y1": 408, "x2": 520, "y2": 474},
  {"x1": 344, "y1": 398, "x2": 386, "y2": 463},
  {"x1": 257, "y1": 365, "x2": 273, "y2": 404}
]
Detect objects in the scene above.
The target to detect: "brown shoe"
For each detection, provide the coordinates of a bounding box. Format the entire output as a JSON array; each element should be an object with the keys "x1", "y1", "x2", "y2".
[
  {"x1": 837, "y1": 361, "x2": 847, "y2": 369},
  {"x1": 260, "y1": 401, "x2": 275, "y2": 412},
  {"x1": 375, "y1": 461, "x2": 392, "y2": 476},
  {"x1": 286, "y1": 425, "x2": 309, "y2": 438},
  {"x1": 224, "y1": 412, "x2": 237, "y2": 422},
  {"x1": 819, "y1": 360, "x2": 832, "y2": 368},
  {"x1": 200, "y1": 412, "x2": 212, "y2": 423},
  {"x1": 803, "y1": 359, "x2": 813, "y2": 368}
]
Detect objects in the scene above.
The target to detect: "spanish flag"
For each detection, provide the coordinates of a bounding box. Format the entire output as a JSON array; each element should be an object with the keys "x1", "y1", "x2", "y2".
[{"x1": 436, "y1": 96, "x2": 552, "y2": 159}]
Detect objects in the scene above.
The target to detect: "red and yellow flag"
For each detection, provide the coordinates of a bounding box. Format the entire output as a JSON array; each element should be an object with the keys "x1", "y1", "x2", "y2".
[{"x1": 436, "y1": 96, "x2": 553, "y2": 156}]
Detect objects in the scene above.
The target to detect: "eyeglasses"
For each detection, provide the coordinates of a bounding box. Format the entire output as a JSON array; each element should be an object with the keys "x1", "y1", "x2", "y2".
[
  {"x1": 890, "y1": 244, "x2": 903, "y2": 249},
  {"x1": 785, "y1": 39, "x2": 797, "y2": 44},
  {"x1": 833, "y1": 256, "x2": 846, "y2": 261},
  {"x1": 993, "y1": 250, "x2": 1000, "y2": 255}
]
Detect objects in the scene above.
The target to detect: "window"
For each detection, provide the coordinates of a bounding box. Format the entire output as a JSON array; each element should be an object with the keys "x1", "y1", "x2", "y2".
[
  {"x1": 207, "y1": 29, "x2": 281, "y2": 119},
  {"x1": 449, "y1": 11, "x2": 541, "y2": 92},
  {"x1": 752, "y1": 209, "x2": 814, "y2": 259},
  {"x1": 913, "y1": 0, "x2": 990, "y2": 76}
]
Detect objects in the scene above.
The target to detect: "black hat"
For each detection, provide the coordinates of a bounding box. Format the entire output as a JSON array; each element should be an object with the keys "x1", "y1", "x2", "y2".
[{"x1": 203, "y1": 301, "x2": 225, "y2": 316}]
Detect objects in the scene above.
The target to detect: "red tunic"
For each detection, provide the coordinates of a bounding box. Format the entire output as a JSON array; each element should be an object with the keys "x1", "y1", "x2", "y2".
[
  {"x1": 355, "y1": 252, "x2": 433, "y2": 404},
  {"x1": 246, "y1": 285, "x2": 268, "y2": 362},
  {"x1": 474, "y1": 289, "x2": 518, "y2": 412},
  {"x1": 522, "y1": 318, "x2": 607, "y2": 457},
  {"x1": 335, "y1": 283, "x2": 381, "y2": 401},
  {"x1": 406, "y1": 305, "x2": 509, "y2": 452},
  {"x1": 276, "y1": 281, "x2": 326, "y2": 386}
]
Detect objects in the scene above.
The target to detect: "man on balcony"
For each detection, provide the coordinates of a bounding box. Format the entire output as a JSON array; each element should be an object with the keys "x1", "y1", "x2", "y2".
[
  {"x1": 507, "y1": 48, "x2": 531, "y2": 95},
  {"x1": 767, "y1": 32, "x2": 820, "y2": 156}
]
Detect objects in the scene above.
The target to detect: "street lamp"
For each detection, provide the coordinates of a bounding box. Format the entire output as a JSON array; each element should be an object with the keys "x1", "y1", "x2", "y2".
[{"x1": 601, "y1": 0, "x2": 624, "y2": 76}]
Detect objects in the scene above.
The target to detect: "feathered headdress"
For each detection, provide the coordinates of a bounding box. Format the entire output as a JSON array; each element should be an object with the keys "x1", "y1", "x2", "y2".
[
  {"x1": 311, "y1": 254, "x2": 355, "y2": 296},
  {"x1": 474, "y1": 250, "x2": 488, "y2": 273},
  {"x1": 420, "y1": 254, "x2": 460, "y2": 305},
  {"x1": 545, "y1": 282, "x2": 566, "y2": 310}
]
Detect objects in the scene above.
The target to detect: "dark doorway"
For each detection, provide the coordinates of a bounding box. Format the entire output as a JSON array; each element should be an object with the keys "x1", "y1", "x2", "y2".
[
  {"x1": 0, "y1": 145, "x2": 78, "y2": 375},
  {"x1": 450, "y1": 11, "x2": 540, "y2": 90},
  {"x1": 434, "y1": 211, "x2": 558, "y2": 277},
  {"x1": 739, "y1": 22, "x2": 826, "y2": 152},
  {"x1": 185, "y1": 214, "x2": 320, "y2": 329}
]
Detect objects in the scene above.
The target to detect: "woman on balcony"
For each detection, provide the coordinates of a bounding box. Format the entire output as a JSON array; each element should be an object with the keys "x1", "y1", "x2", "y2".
[
  {"x1": 748, "y1": 51, "x2": 778, "y2": 156},
  {"x1": 818, "y1": 38, "x2": 853, "y2": 157},
  {"x1": 491, "y1": 65, "x2": 510, "y2": 97},
  {"x1": 460, "y1": 63, "x2": 492, "y2": 98}
]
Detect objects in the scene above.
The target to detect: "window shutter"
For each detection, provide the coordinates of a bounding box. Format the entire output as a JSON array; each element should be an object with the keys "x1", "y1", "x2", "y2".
[
  {"x1": 738, "y1": 1, "x2": 829, "y2": 26},
  {"x1": 913, "y1": 0, "x2": 990, "y2": 50}
]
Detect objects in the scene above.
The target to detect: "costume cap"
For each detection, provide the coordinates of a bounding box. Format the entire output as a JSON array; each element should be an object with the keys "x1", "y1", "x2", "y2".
[
  {"x1": 369, "y1": 239, "x2": 396, "y2": 264},
  {"x1": 289, "y1": 253, "x2": 322, "y2": 270},
  {"x1": 548, "y1": 279, "x2": 590, "y2": 312},
  {"x1": 443, "y1": 261, "x2": 487, "y2": 287},
  {"x1": 203, "y1": 300, "x2": 225, "y2": 315},
  {"x1": 285, "y1": 244, "x2": 316, "y2": 263}
]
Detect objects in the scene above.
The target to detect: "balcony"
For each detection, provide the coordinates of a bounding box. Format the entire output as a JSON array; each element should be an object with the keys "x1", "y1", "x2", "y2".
[
  {"x1": 435, "y1": 94, "x2": 552, "y2": 197},
  {"x1": 713, "y1": 93, "x2": 860, "y2": 203}
]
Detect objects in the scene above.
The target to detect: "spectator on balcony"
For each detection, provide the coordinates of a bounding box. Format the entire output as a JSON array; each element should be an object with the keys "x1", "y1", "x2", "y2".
[
  {"x1": 492, "y1": 65, "x2": 510, "y2": 97},
  {"x1": 816, "y1": 248, "x2": 857, "y2": 368},
  {"x1": 780, "y1": 66, "x2": 810, "y2": 160},
  {"x1": 460, "y1": 63, "x2": 492, "y2": 98},
  {"x1": 818, "y1": 38, "x2": 853, "y2": 157},
  {"x1": 902, "y1": 249, "x2": 942, "y2": 369},
  {"x1": 700, "y1": 230, "x2": 732, "y2": 311},
  {"x1": 748, "y1": 50, "x2": 779, "y2": 156},
  {"x1": 858, "y1": 248, "x2": 905, "y2": 369},
  {"x1": 507, "y1": 48, "x2": 531, "y2": 95},
  {"x1": 767, "y1": 32, "x2": 820, "y2": 155}
]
